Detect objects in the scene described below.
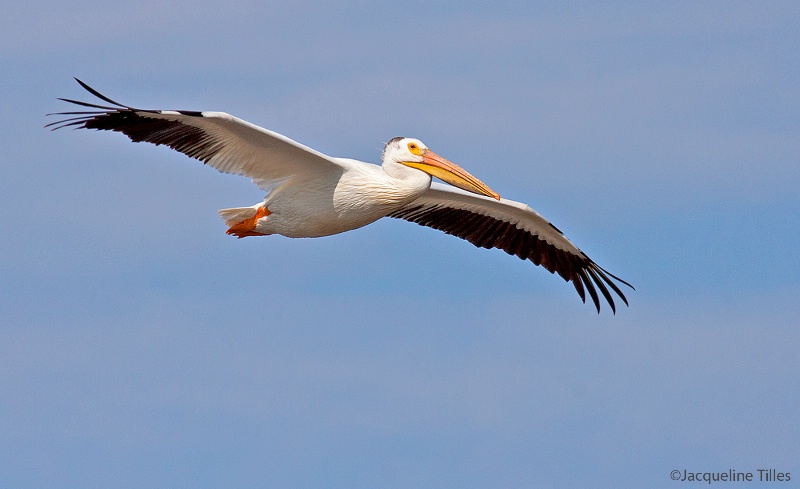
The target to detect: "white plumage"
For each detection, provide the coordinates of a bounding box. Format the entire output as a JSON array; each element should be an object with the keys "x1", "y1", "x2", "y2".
[{"x1": 48, "y1": 79, "x2": 633, "y2": 313}]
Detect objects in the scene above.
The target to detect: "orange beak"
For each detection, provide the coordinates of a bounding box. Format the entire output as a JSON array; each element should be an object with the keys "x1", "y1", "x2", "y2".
[{"x1": 401, "y1": 150, "x2": 501, "y2": 200}]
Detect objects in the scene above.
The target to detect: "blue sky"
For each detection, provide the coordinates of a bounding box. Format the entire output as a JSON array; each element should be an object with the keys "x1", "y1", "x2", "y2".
[{"x1": 1, "y1": 1, "x2": 798, "y2": 488}]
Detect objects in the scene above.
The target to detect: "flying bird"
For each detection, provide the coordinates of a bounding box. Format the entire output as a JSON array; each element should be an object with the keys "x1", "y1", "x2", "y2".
[{"x1": 48, "y1": 79, "x2": 633, "y2": 313}]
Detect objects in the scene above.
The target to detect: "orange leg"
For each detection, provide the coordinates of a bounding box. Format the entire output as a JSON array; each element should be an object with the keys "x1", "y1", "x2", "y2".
[{"x1": 226, "y1": 206, "x2": 271, "y2": 238}]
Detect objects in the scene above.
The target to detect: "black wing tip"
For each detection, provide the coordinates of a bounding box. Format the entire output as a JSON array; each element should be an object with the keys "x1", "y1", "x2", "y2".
[
  {"x1": 600, "y1": 268, "x2": 635, "y2": 291},
  {"x1": 50, "y1": 78, "x2": 206, "y2": 126},
  {"x1": 570, "y1": 257, "x2": 633, "y2": 314},
  {"x1": 588, "y1": 263, "x2": 633, "y2": 314},
  {"x1": 48, "y1": 78, "x2": 150, "y2": 131},
  {"x1": 71, "y1": 78, "x2": 129, "y2": 108},
  {"x1": 47, "y1": 79, "x2": 120, "y2": 131}
]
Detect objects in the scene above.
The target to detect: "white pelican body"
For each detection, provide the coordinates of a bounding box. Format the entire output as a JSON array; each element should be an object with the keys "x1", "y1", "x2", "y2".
[
  {"x1": 49, "y1": 79, "x2": 633, "y2": 313},
  {"x1": 244, "y1": 154, "x2": 431, "y2": 238}
]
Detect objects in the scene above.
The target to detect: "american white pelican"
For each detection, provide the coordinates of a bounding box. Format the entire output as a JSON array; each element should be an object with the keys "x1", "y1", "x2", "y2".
[{"x1": 48, "y1": 79, "x2": 633, "y2": 313}]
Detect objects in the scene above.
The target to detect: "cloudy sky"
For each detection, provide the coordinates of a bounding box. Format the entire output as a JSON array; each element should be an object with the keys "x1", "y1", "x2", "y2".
[{"x1": 1, "y1": 1, "x2": 798, "y2": 488}]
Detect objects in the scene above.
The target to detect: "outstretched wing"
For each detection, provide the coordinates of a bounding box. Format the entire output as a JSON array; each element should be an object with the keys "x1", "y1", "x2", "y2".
[
  {"x1": 47, "y1": 78, "x2": 345, "y2": 190},
  {"x1": 388, "y1": 183, "x2": 633, "y2": 313}
]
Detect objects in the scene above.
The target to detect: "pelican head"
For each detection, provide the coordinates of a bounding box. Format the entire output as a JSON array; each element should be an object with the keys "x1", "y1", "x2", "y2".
[{"x1": 382, "y1": 137, "x2": 500, "y2": 200}]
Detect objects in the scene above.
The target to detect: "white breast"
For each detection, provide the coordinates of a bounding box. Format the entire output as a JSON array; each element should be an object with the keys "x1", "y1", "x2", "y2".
[{"x1": 255, "y1": 159, "x2": 431, "y2": 238}]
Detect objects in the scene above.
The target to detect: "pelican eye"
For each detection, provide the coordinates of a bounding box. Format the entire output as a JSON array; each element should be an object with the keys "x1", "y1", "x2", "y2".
[{"x1": 407, "y1": 142, "x2": 423, "y2": 156}]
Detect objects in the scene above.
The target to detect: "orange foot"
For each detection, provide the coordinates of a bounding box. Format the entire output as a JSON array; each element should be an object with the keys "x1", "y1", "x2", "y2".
[{"x1": 226, "y1": 206, "x2": 271, "y2": 238}]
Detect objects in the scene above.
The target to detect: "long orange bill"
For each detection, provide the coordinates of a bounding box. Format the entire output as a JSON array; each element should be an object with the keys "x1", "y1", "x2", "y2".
[{"x1": 402, "y1": 150, "x2": 501, "y2": 200}]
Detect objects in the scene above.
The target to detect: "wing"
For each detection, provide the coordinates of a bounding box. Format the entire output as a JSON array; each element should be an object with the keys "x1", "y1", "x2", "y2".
[
  {"x1": 388, "y1": 183, "x2": 634, "y2": 313},
  {"x1": 47, "y1": 78, "x2": 345, "y2": 190}
]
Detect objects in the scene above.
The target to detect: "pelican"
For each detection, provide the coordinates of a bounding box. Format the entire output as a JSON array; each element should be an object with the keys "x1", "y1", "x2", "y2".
[{"x1": 48, "y1": 79, "x2": 633, "y2": 313}]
